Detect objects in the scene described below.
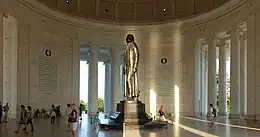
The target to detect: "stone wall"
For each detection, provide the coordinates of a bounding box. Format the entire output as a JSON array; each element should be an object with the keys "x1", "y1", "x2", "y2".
[{"x1": 1, "y1": 0, "x2": 260, "y2": 117}]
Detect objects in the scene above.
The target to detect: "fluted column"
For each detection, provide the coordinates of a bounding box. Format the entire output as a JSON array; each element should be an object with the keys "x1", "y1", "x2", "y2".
[
  {"x1": 120, "y1": 64, "x2": 124, "y2": 101},
  {"x1": 218, "y1": 39, "x2": 227, "y2": 116},
  {"x1": 201, "y1": 45, "x2": 208, "y2": 115},
  {"x1": 230, "y1": 28, "x2": 241, "y2": 117},
  {"x1": 103, "y1": 60, "x2": 111, "y2": 114},
  {"x1": 87, "y1": 45, "x2": 99, "y2": 114},
  {"x1": 240, "y1": 32, "x2": 247, "y2": 117},
  {"x1": 208, "y1": 35, "x2": 217, "y2": 107},
  {"x1": 246, "y1": 15, "x2": 256, "y2": 119},
  {"x1": 111, "y1": 46, "x2": 121, "y2": 112},
  {"x1": 0, "y1": 14, "x2": 3, "y2": 104}
]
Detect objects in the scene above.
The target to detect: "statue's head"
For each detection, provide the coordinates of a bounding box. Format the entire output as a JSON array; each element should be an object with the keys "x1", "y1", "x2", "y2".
[{"x1": 126, "y1": 34, "x2": 135, "y2": 43}]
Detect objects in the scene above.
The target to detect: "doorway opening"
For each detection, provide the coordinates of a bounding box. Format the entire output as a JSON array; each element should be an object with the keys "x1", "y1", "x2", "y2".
[{"x1": 79, "y1": 61, "x2": 105, "y2": 113}]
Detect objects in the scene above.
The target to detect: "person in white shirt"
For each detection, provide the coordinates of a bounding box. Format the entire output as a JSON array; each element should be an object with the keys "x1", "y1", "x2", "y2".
[
  {"x1": 50, "y1": 105, "x2": 56, "y2": 124},
  {"x1": 3, "y1": 103, "x2": 9, "y2": 123},
  {"x1": 207, "y1": 104, "x2": 216, "y2": 125},
  {"x1": 66, "y1": 104, "x2": 72, "y2": 132}
]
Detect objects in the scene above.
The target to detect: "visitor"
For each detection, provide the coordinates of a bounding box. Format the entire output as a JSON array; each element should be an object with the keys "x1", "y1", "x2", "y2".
[
  {"x1": 159, "y1": 105, "x2": 166, "y2": 120},
  {"x1": 66, "y1": 104, "x2": 72, "y2": 132},
  {"x1": 70, "y1": 104, "x2": 78, "y2": 137},
  {"x1": 93, "y1": 111, "x2": 100, "y2": 131},
  {"x1": 3, "y1": 103, "x2": 9, "y2": 123},
  {"x1": 0, "y1": 103, "x2": 3, "y2": 123},
  {"x1": 40, "y1": 108, "x2": 47, "y2": 118},
  {"x1": 26, "y1": 106, "x2": 34, "y2": 131},
  {"x1": 158, "y1": 105, "x2": 173, "y2": 125},
  {"x1": 79, "y1": 104, "x2": 83, "y2": 120},
  {"x1": 14, "y1": 105, "x2": 28, "y2": 134},
  {"x1": 50, "y1": 105, "x2": 56, "y2": 124},
  {"x1": 207, "y1": 104, "x2": 217, "y2": 126},
  {"x1": 34, "y1": 109, "x2": 40, "y2": 119},
  {"x1": 56, "y1": 106, "x2": 61, "y2": 118}
]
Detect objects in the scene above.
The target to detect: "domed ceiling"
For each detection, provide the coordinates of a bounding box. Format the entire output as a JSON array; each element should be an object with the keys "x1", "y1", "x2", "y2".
[{"x1": 37, "y1": 0, "x2": 230, "y2": 23}]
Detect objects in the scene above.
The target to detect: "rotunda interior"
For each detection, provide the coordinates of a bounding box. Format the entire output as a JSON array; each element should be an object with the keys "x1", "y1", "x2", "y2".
[{"x1": 1, "y1": 0, "x2": 260, "y2": 137}]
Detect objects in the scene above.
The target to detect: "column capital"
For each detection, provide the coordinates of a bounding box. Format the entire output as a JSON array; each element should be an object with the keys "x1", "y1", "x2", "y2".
[
  {"x1": 87, "y1": 44, "x2": 100, "y2": 57},
  {"x1": 205, "y1": 33, "x2": 217, "y2": 42},
  {"x1": 239, "y1": 31, "x2": 247, "y2": 40}
]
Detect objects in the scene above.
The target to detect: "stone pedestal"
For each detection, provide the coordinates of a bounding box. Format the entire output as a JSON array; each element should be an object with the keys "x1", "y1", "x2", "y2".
[{"x1": 117, "y1": 100, "x2": 152, "y2": 125}]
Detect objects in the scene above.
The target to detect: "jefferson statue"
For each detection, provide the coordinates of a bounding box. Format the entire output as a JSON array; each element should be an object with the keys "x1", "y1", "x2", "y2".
[{"x1": 123, "y1": 34, "x2": 140, "y2": 101}]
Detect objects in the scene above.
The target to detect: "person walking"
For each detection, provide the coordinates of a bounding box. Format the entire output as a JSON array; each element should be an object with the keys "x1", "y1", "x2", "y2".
[
  {"x1": 3, "y1": 103, "x2": 9, "y2": 123},
  {"x1": 70, "y1": 104, "x2": 78, "y2": 137},
  {"x1": 0, "y1": 103, "x2": 3, "y2": 123},
  {"x1": 50, "y1": 105, "x2": 56, "y2": 124},
  {"x1": 207, "y1": 104, "x2": 217, "y2": 126},
  {"x1": 66, "y1": 104, "x2": 72, "y2": 132},
  {"x1": 27, "y1": 106, "x2": 34, "y2": 131},
  {"x1": 14, "y1": 105, "x2": 28, "y2": 134}
]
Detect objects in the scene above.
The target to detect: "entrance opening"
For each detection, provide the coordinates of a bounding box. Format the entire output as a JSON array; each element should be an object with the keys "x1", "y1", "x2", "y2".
[
  {"x1": 79, "y1": 61, "x2": 105, "y2": 113},
  {"x1": 80, "y1": 61, "x2": 88, "y2": 113},
  {"x1": 97, "y1": 62, "x2": 105, "y2": 112},
  {"x1": 3, "y1": 14, "x2": 18, "y2": 118}
]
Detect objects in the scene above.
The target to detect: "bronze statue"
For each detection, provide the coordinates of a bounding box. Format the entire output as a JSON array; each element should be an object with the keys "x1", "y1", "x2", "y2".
[{"x1": 123, "y1": 34, "x2": 140, "y2": 101}]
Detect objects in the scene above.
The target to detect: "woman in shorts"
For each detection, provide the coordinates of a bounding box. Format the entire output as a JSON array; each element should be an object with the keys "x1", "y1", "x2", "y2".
[{"x1": 70, "y1": 104, "x2": 78, "y2": 137}]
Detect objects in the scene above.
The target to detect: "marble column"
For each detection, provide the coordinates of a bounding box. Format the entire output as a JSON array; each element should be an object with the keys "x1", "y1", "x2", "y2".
[
  {"x1": 111, "y1": 46, "x2": 121, "y2": 112},
  {"x1": 230, "y1": 29, "x2": 241, "y2": 117},
  {"x1": 240, "y1": 33, "x2": 247, "y2": 117},
  {"x1": 120, "y1": 64, "x2": 124, "y2": 101},
  {"x1": 88, "y1": 45, "x2": 99, "y2": 114},
  {"x1": 194, "y1": 39, "x2": 201, "y2": 116},
  {"x1": 0, "y1": 14, "x2": 3, "y2": 104},
  {"x1": 218, "y1": 39, "x2": 227, "y2": 116},
  {"x1": 103, "y1": 60, "x2": 111, "y2": 114},
  {"x1": 208, "y1": 35, "x2": 217, "y2": 107},
  {"x1": 246, "y1": 15, "x2": 256, "y2": 119},
  {"x1": 72, "y1": 39, "x2": 80, "y2": 104},
  {"x1": 201, "y1": 45, "x2": 208, "y2": 115}
]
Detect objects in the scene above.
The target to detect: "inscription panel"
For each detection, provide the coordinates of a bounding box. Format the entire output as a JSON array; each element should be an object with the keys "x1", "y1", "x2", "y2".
[{"x1": 39, "y1": 56, "x2": 58, "y2": 94}]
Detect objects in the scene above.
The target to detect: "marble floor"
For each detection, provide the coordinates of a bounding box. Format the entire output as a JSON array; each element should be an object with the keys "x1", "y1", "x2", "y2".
[{"x1": 1, "y1": 115, "x2": 260, "y2": 137}]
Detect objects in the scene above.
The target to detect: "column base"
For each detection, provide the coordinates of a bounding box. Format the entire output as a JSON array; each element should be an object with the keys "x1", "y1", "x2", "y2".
[
  {"x1": 229, "y1": 114, "x2": 242, "y2": 119},
  {"x1": 243, "y1": 115, "x2": 260, "y2": 121}
]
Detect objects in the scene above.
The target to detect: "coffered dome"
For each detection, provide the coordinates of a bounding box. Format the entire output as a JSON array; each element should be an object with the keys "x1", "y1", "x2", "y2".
[{"x1": 37, "y1": 0, "x2": 230, "y2": 23}]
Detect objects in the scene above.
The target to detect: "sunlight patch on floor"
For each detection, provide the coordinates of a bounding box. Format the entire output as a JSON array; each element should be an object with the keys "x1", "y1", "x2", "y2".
[{"x1": 181, "y1": 116, "x2": 260, "y2": 131}]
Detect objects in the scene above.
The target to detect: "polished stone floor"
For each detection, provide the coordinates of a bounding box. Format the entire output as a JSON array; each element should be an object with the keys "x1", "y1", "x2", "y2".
[{"x1": 0, "y1": 115, "x2": 260, "y2": 137}]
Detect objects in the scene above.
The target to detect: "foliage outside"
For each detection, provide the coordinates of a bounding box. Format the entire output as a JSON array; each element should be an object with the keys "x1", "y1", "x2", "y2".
[
  {"x1": 216, "y1": 71, "x2": 230, "y2": 115},
  {"x1": 98, "y1": 98, "x2": 104, "y2": 112},
  {"x1": 80, "y1": 98, "x2": 104, "y2": 112}
]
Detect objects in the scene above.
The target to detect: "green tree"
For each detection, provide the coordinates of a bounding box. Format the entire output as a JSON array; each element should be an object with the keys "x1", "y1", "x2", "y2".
[
  {"x1": 98, "y1": 98, "x2": 104, "y2": 112},
  {"x1": 80, "y1": 100, "x2": 87, "y2": 111},
  {"x1": 226, "y1": 76, "x2": 230, "y2": 115},
  {"x1": 216, "y1": 72, "x2": 230, "y2": 115}
]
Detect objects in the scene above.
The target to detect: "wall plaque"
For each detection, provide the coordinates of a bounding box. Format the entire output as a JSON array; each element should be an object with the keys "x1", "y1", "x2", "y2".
[{"x1": 39, "y1": 56, "x2": 57, "y2": 94}]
